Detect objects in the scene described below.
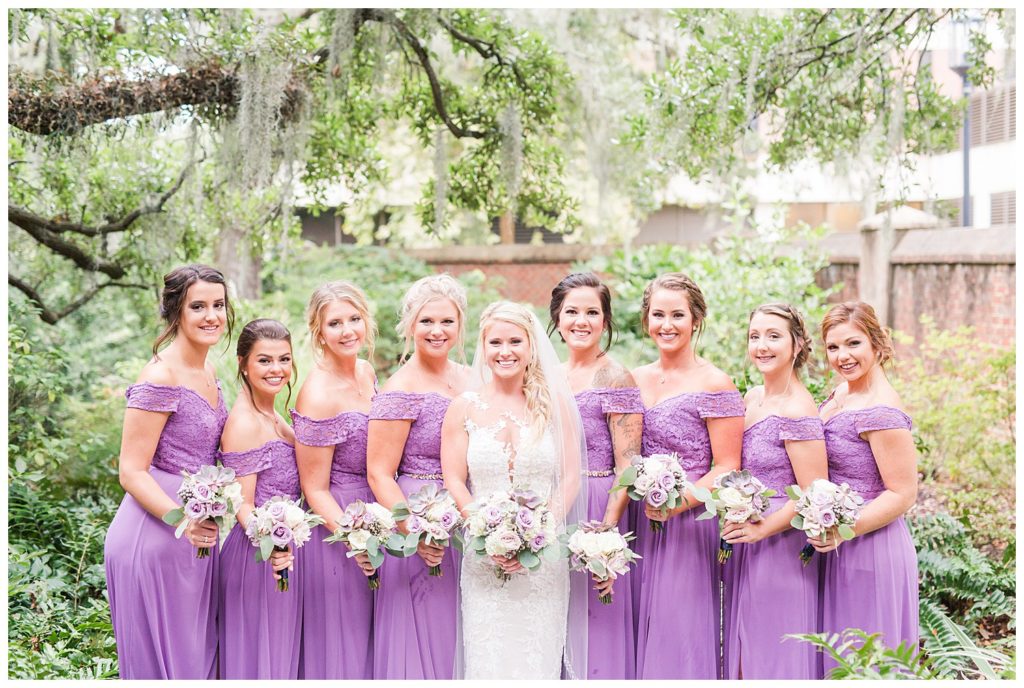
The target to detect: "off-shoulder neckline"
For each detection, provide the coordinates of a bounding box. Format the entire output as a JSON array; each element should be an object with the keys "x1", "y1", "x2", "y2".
[
  {"x1": 574, "y1": 386, "x2": 640, "y2": 399},
  {"x1": 822, "y1": 404, "x2": 912, "y2": 426},
  {"x1": 290, "y1": 408, "x2": 369, "y2": 423},
  {"x1": 220, "y1": 437, "x2": 294, "y2": 457},
  {"x1": 376, "y1": 389, "x2": 455, "y2": 402},
  {"x1": 128, "y1": 380, "x2": 224, "y2": 413},
  {"x1": 645, "y1": 389, "x2": 741, "y2": 411},
  {"x1": 744, "y1": 413, "x2": 821, "y2": 433}
]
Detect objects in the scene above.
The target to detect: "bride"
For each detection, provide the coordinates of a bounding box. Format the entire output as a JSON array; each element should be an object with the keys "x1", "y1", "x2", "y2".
[{"x1": 441, "y1": 301, "x2": 588, "y2": 679}]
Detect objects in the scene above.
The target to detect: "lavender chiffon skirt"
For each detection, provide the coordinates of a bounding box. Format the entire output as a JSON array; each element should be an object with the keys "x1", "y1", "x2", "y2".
[
  {"x1": 299, "y1": 481, "x2": 375, "y2": 679},
  {"x1": 722, "y1": 518, "x2": 821, "y2": 679},
  {"x1": 372, "y1": 475, "x2": 459, "y2": 679},
  {"x1": 104, "y1": 466, "x2": 217, "y2": 679},
  {"x1": 585, "y1": 475, "x2": 636, "y2": 679},
  {"x1": 821, "y1": 515, "x2": 919, "y2": 673},
  {"x1": 218, "y1": 524, "x2": 302, "y2": 678},
  {"x1": 635, "y1": 506, "x2": 720, "y2": 679}
]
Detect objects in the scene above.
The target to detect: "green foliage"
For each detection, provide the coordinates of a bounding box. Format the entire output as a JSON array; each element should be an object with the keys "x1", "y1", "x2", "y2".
[
  {"x1": 789, "y1": 630, "x2": 936, "y2": 679},
  {"x1": 918, "y1": 599, "x2": 1013, "y2": 680},
  {"x1": 581, "y1": 213, "x2": 837, "y2": 394}
]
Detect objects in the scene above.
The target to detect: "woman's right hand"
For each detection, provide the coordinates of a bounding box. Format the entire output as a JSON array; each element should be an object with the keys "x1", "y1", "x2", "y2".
[
  {"x1": 353, "y1": 551, "x2": 377, "y2": 578},
  {"x1": 417, "y1": 540, "x2": 444, "y2": 568},
  {"x1": 183, "y1": 518, "x2": 219, "y2": 549},
  {"x1": 491, "y1": 553, "x2": 524, "y2": 574}
]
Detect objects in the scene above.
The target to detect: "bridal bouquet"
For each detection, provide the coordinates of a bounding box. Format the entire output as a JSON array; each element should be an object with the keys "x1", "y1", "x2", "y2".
[
  {"x1": 325, "y1": 500, "x2": 405, "y2": 590},
  {"x1": 245, "y1": 496, "x2": 324, "y2": 592},
  {"x1": 162, "y1": 465, "x2": 243, "y2": 558},
  {"x1": 392, "y1": 483, "x2": 464, "y2": 577},
  {"x1": 563, "y1": 521, "x2": 640, "y2": 605},
  {"x1": 464, "y1": 488, "x2": 560, "y2": 583},
  {"x1": 693, "y1": 469, "x2": 775, "y2": 563},
  {"x1": 786, "y1": 479, "x2": 864, "y2": 565},
  {"x1": 612, "y1": 453, "x2": 690, "y2": 533}
]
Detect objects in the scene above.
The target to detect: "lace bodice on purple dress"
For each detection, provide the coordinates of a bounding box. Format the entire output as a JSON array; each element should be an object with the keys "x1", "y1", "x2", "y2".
[
  {"x1": 369, "y1": 391, "x2": 452, "y2": 476},
  {"x1": 823, "y1": 406, "x2": 912, "y2": 500},
  {"x1": 642, "y1": 391, "x2": 744, "y2": 474},
  {"x1": 742, "y1": 416, "x2": 824, "y2": 513},
  {"x1": 576, "y1": 388, "x2": 644, "y2": 472},
  {"x1": 125, "y1": 382, "x2": 227, "y2": 474},
  {"x1": 291, "y1": 410, "x2": 370, "y2": 486},
  {"x1": 219, "y1": 439, "x2": 299, "y2": 506}
]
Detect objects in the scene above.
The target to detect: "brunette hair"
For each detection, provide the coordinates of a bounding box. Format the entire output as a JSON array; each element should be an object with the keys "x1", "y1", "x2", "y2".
[
  {"x1": 820, "y1": 301, "x2": 895, "y2": 366},
  {"x1": 236, "y1": 319, "x2": 296, "y2": 418},
  {"x1": 396, "y1": 273, "x2": 468, "y2": 363},
  {"x1": 639, "y1": 272, "x2": 707, "y2": 341},
  {"x1": 152, "y1": 264, "x2": 234, "y2": 357},
  {"x1": 547, "y1": 272, "x2": 615, "y2": 356},
  {"x1": 306, "y1": 280, "x2": 377, "y2": 362},
  {"x1": 749, "y1": 303, "x2": 814, "y2": 369}
]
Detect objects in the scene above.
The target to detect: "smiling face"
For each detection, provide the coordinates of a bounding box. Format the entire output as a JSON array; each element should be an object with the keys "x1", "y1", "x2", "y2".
[
  {"x1": 748, "y1": 312, "x2": 797, "y2": 375},
  {"x1": 319, "y1": 299, "x2": 366, "y2": 360},
  {"x1": 556, "y1": 286, "x2": 605, "y2": 354},
  {"x1": 825, "y1": 320, "x2": 877, "y2": 383},
  {"x1": 646, "y1": 288, "x2": 698, "y2": 354},
  {"x1": 483, "y1": 319, "x2": 532, "y2": 381},
  {"x1": 413, "y1": 298, "x2": 460, "y2": 360},
  {"x1": 241, "y1": 339, "x2": 293, "y2": 399},
  {"x1": 179, "y1": 280, "x2": 227, "y2": 347}
]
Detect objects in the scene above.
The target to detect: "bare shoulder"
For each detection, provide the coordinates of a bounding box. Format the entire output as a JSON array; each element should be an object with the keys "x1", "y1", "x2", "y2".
[
  {"x1": 380, "y1": 364, "x2": 414, "y2": 393},
  {"x1": 221, "y1": 408, "x2": 272, "y2": 453},
  {"x1": 295, "y1": 370, "x2": 342, "y2": 419},
  {"x1": 631, "y1": 362, "x2": 657, "y2": 386},
  {"x1": 357, "y1": 358, "x2": 378, "y2": 386},
  {"x1": 700, "y1": 363, "x2": 738, "y2": 393},
  {"x1": 593, "y1": 357, "x2": 637, "y2": 389},
  {"x1": 782, "y1": 386, "x2": 821, "y2": 419},
  {"x1": 443, "y1": 393, "x2": 471, "y2": 423},
  {"x1": 874, "y1": 385, "x2": 907, "y2": 415},
  {"x1": 743, "y1": 384, "x2": 764, "y2": 406},
  {"x1": 136, "y1": 358, "x2": 177, "y2": 387}
]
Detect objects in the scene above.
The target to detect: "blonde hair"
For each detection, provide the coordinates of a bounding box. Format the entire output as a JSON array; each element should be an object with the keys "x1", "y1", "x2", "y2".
[
  {"x1": 749, "y1": 302, "x2": 813, "y2": 369},
  {"x1": 397, "y1": 274, "x2": 468, "y2": 363},
  {"x1": 478, "y1": 301, "x2": 552, "y2": 441},
  {"x1": 306, "y1": 280, "x2": 377, "y2": 362},
  {"x1": 820, "y1": 301, "x2": 895, "y2": 367}
]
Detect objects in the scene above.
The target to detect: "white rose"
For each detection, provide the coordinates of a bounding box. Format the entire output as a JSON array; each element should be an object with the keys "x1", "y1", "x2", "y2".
[
  {"x1": 718, "y1": 487, "x2": 748, "y2": 510},
  {"x1": 578, "y1": 533, "x2": 603, "y2": 559},
  {"x1": 347, "y1": 529, "x2": 371, "y2": 552},
  {"x1": 467, "y1": 514, "x2": 489, "y2": 538},
  {"x1": 485, "y1": 525, "x2": 521, "y2": 556},
  {"x1": 292, "y1": 521, "x2": 311, "y2": 546},
  {"x1": 284, "y1": 503, "x2": 305, "y2": 529},
  {"x1": 634, "y1": 473, "x2": 656, "y2": 494},
  {"x1": 222, "y1": 482, "x2": 243, "y2": 510},
  {"x1": 365, "y1": 502, "x2": 396, "y2": 530},
  {"x1": 597, "y1": 531, "x2": 625, "y2": 553}
]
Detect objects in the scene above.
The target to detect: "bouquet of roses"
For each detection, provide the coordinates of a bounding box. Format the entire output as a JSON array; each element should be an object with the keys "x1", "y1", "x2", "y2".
[
  {"x1": 786, "y1": 479, "x2": 864, "y2": 565},
  {"x1": 463, "y1": 488, "x2": 560, "y2": 583},
  {"x1": 611, "y1": 453, "x2": 690, "y2": 533},
  {"x1": 392, "y1": 483, "x2": 465, "y2": 577},
  {"x1": 692, "y1": 469, "x2": 775, "y2": 563},
  {"x1": 324, "y1": 500, "x2": 405, "y2": 590},
  {"x1": 162, "y1": 465, "x2": 243, "y2": 558},
  {"x1": 563, "y1": 521, "x2": 641, "y2": 605},
  {"x1": 245, "y1": 496, "x2": 324, "y2": 591}
]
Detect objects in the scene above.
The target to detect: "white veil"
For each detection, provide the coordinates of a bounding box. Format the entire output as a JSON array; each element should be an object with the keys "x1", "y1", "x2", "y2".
[{"x1": 454, "y1": 302, "x2": 589, "y2": 680}]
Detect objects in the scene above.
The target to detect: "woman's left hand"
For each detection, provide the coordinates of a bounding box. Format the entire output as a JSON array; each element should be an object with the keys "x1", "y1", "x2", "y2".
[
  {"x1": 270, "y1": 545, "x2": 294, "y2": 579},
  {"x1": 809, "y1": 527, "x2": 841, "y2": 553},
  {"x1": 722, "y1": 520, "x2": 768, "y2": 544},
  {"x1": 592, "y1": 574, "x2": 614, "y2": 599}
]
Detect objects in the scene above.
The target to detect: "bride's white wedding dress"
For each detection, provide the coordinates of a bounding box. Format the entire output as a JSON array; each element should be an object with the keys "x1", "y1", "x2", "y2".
[{"x1": 459, "y1": 392, "x2": 569, "y2": 680}]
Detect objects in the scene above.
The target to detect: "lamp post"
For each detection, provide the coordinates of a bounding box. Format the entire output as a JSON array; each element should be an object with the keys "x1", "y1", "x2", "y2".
[{"x1": 949, "y1": 13, "x2": 980, "y2": 227}]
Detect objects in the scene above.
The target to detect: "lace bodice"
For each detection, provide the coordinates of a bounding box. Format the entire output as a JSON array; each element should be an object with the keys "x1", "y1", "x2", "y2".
[
  {"x1": 742, "y1": 415, "x2": 824, "y2": 513},
  {"x1": 822, "y1": 405, "x2": 912, "y2": 500},
  {"x1": 290, "y1": 409, "x2": 369, "y2": 486},
  {"x1": 125, "y1": 382, "x2": 227, "y2": 474},
  {"x1": 369, "y1": 391, "x2": 451, "y2": 475},
  {"x1": 576, "y1": 387, "x2": 644, "y2": 472},
  {"x1": 219, "y1": 439, "x2": 299, "y2": 505},
  {"x1": 642, "y1": 391, "x2": 744, "y2": 475}
]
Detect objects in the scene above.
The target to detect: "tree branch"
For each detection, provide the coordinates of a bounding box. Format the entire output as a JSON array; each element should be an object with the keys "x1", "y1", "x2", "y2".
[
  {"x1": 12, "y1": 219, "x2": 127, "y2": 278},
  {"x1": 436, "y1": 15, "x2": 529, "y2": 91},
  {"x1": 9, "y1": 274, "x2": 149, "y2": 324}
]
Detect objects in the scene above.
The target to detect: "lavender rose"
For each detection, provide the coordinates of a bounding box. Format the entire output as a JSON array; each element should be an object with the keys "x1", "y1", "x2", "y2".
[
  {"x1": 647, "y1": 486, "x2": 668, "y2": 508},
  {"x1": 515, "y1": 507, "x2": 535, "y2": 530},
  {"x1": 185, "y1": 499, "x2": 207, "y2": 520},
  {"x1": 271, "y1": 523, "x2": 293, "y2": 547},
  {"x1": 208, "y1": 500, "x2": 228, "y2": 517}
]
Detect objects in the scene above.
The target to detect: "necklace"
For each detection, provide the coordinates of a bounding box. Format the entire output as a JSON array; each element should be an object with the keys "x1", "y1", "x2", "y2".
[{"x1": 188, "y1": 365, "x2": 214, "y2": 388}]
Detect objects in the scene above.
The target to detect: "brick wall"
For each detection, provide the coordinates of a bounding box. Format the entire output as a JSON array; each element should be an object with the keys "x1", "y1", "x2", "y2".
[{"x1": 430, "y1": 261, "x2": 575, "y2": 306}]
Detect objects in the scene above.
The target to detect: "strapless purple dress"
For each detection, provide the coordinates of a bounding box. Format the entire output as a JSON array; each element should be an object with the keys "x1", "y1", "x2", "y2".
[
  {"x1": 821, "y1": 405, "x2": 918, "y2": 671},
  {"x1": 104, "y1": 382, "x2": 227, "y2": 679},
  {"x1": 218, "y1": 439, "x2": 302, "y2": 679},
  {"x1": 291, "y1": 409, "x2": 375, "y2": 679},
  {"x1": 636, "y1": 390, "x2": 744, "y2": 679},
  {"x1": 369, "y1": 391, "x2": 459, "y2": 679},
  {"x1": 576, "y1": 387, "x2": 643, "y2": 679},
  {"x1": 722, "y1": 415, "x2": 824, "y2": 679}
]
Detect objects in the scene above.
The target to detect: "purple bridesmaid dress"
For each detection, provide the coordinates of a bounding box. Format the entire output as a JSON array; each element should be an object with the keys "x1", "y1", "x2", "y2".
[
  {"x1": 218, "y1": 439, "x2": 302, "y2": 679},
  {"x1": 104, "y1": 382, "x2": 227, "y2": 679},
  {"x1": 821, "y1": 406, "x2": 918, "y2": 670},
  {"x1": 635, "y1": 390, "x2": 744, "y2": 679},
  {"x1": 291, "y1": 410, "x2": 375, "y2": 679},
  {"x1": 576, "y1": 387, "x2": 642, "y2": 679},
  {"x1": 369, "y1": 391, "x2": 459, "y2": 679},
  {"x1": 722, "y1": 415, "x2": 824, "y2": 679}
]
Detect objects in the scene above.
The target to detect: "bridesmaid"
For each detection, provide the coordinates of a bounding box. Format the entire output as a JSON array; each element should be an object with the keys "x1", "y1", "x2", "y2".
[
  {"x1": 548, "y1": 272, "x2": 642, "y2": 679},
  {"x1": 631, "y1": 272, "x2": 744, "y2": 679},
  {"x1": 292, "y1": 281, "x2": 378, "y2": 679},
  {"x1": 217, "y1": 319, "x2": 300, "y2": 679},
  {"x1": 104, "y1": 264, "x2": 232, "y2": 679},
  {"x1": 815, "y1": 301, "x2": 918, "y2": 669},
  {"x1": 721, "y1": 304, "x2": 827, "y2": 679},
  {"x1": 367, "y1": 274, "x2": 473, "y2": 679}
]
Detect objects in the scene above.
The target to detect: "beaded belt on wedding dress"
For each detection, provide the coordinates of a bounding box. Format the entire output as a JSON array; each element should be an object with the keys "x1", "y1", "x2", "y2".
[
  {"x1": 400, "y1": 471, "x2": 444, "y2": 481},
  {"x1": 585, "y1": 469, "x2": 614, "y2": 478}
]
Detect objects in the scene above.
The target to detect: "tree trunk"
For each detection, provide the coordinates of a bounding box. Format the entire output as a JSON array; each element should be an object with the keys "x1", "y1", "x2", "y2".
[{"x1": 215, "y1": 225, "x2": 261, "y2": 300}]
